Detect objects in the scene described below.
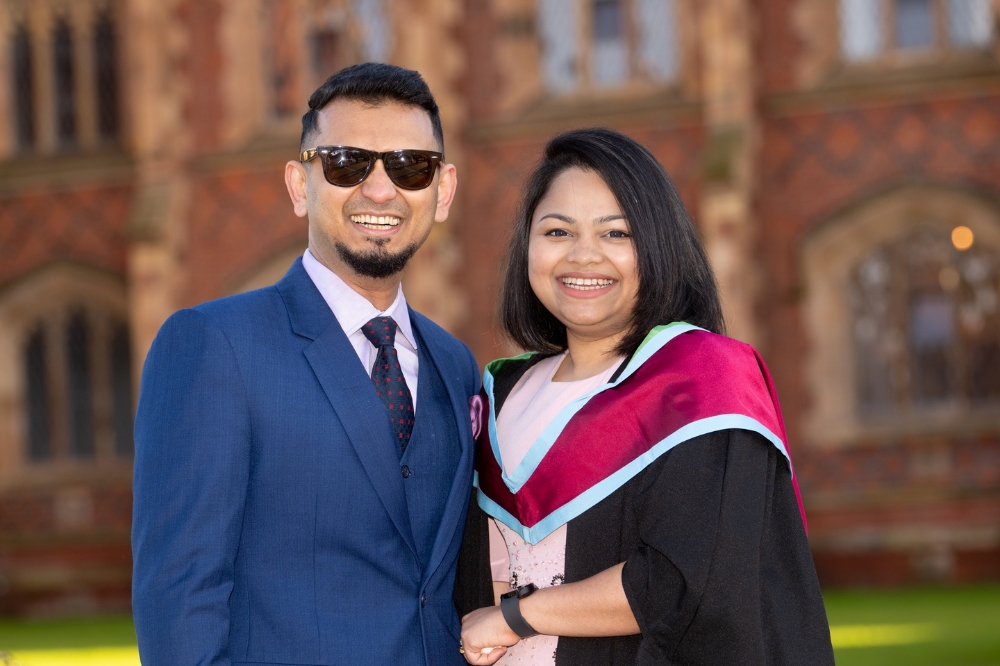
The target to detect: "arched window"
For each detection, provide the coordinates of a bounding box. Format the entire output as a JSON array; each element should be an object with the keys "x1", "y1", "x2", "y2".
[
  {"x1": 53, "y1": 18, "x2": 77, "y2": 147},
  {"x1": 0, "y1": 266, "x2": 135, "y2": 478},
  {"x1": 803, "y1": 188, "x2": 1000, "y2": 446},
  {"x1": 24, "y1": 327, "x2": 51, "y2": 461},
  {"x1": 12, "y1": 24, "x2": 36, "y2": 150},
  {"x1": 93, "y1": 11, "x2": 120, "y2": 142},
  {"x1": 538, "y1": 0, "x2": 678, "y2": 93},
  {"x1": 852, "y1": 229, "x2": 1000, "y2": 417}
]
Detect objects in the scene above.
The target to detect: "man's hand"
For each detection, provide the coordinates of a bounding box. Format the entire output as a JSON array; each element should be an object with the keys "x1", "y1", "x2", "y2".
[{"x1": 460, "y1": 606, "x2": 519, "y2": 665}]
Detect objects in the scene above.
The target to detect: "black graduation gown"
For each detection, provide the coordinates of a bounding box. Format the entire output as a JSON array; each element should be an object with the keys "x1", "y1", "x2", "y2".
[{"x1": 454, "y1": 357, "x2": 835, "y2": 666}]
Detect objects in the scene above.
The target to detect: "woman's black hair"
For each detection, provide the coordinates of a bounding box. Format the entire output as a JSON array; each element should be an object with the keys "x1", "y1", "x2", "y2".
[{"x1": 499, "y1": 127, "x2": 725, "y2": 357}]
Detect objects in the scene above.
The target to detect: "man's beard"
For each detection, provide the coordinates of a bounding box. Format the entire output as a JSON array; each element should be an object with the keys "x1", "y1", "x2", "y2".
[{"x1": 334, "y1": 239, "x2": 420, "y2": 279}]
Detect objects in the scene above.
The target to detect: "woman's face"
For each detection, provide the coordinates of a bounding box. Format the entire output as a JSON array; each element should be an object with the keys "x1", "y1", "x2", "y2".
[{"x1": 528, "y1": 167, "x2": 639, "y2": 345}]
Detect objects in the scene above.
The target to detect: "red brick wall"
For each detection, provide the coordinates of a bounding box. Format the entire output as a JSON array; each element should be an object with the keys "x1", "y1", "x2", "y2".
[
  {"x1": 184, "y1": 166, "x2": 306, "y2": 306},
  {"x1": 180, "y1": 0, "x2": 225, "y2": 152},
  {"x1": 0, "y1": 184, "x2": 133, "y2": 290}
]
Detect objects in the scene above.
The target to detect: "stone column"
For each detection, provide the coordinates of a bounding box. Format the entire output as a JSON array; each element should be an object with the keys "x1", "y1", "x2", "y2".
[
  {"x1": 391, "y1": 0, "x2": 470, "y2": 335},
  {"x1": 698, "y1": 0, "x2": 762, "y2": 346},
  {"x1": 123, "y1": 0, "x2": 192, "y2": 377}
]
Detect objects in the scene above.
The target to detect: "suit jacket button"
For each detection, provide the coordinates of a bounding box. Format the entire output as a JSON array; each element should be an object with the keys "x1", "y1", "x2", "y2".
[
  {"x1": 401, "y1": 465, "x2": 411, "y2": 478},
  {"x1": 421, "y1": 594, "x2": 426, "y2": 607}
]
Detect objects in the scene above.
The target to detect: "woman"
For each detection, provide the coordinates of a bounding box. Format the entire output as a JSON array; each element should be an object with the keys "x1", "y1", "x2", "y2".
[{"x1": 454, "y1": 128, "x2": 834, "y2": 665}]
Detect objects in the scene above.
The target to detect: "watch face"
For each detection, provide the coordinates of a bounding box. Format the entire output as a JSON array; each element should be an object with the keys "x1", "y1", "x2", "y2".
[{"x1": 515, "y1": 583, "x2": 538, "y2": 598}]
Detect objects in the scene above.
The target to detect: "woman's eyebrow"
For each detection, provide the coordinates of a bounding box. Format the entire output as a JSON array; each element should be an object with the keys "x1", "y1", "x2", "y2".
[
  {"x1": 594, "y1": 214, "x2": 626, "y2": 224},
  {"x1": 539, "y1": 213, "x2": 576, "y2": 224}
]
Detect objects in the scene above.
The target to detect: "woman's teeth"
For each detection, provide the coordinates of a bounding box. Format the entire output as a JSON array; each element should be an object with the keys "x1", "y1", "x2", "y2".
[
  {"x1": 351, "y1": 214, "x2": 401, "y2": 229},
  {"x1": 561, "y1": 277, "x2": 614, "y2": 290}
]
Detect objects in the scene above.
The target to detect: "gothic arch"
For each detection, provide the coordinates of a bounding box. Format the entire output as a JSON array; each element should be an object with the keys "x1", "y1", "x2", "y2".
[
  {"x1": 801, "y1": 184, "x2": 1000, "y2": 447},
  {"x1": 0, "y1": 262, "x2": 133, "y2": 489}
]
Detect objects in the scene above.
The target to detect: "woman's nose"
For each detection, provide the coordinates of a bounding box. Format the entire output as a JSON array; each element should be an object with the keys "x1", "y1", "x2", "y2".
[{"x1": 565, "y1": 234, "x2": 602, "y2": 265}]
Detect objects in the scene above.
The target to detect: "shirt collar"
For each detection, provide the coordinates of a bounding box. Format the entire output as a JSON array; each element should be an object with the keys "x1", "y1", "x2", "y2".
[{"x1": 302, "y1": 249, "x2": 417, "y2": 352}]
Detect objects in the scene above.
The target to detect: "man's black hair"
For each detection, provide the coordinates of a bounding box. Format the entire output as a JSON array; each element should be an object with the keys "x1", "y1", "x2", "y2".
[
  {"x1": 500, "y1": 127, "x2": 725, "y2": 357},
  {"x1": 300, "y1": 62, "x2": 444, "y2": 151}
]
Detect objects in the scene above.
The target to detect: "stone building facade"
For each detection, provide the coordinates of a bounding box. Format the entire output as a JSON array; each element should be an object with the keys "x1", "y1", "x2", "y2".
[{"x1": 0, "y1": 0, "x2": 997, "y2": 614}]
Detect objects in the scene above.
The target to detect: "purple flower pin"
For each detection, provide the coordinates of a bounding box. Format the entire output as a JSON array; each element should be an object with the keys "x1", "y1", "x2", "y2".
[{"x1": 469, "y1": 394, "x2": 484, "y2": 440}]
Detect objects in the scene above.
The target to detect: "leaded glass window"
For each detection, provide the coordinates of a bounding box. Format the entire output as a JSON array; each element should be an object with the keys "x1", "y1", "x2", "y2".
[
  {"x1": 110, "y1": 323, "x2": 134, "y2": 456},
  {"x1": 895, "y1": 0, "x2": 934, "y2": 49},
  {"x1": 538, "y1": 0, "x2": 677, "y2": 93},
  {"x1": 840, "y1": 0, "x2": 995, "y2": 61},
  {"x1": 25, "y1": 328, "x2": 51, "y2": 461},
  {"x1": 12, "y1": 25, "x2": 36, "y2": 150},
  {"x1": 66, "y1": 311, "x2": 94, "y2": 457},
  {"x1": 94, "y1": 12, "x2": 120, "y2": 141},
  {"x1": 852, "y1": 229, "x2": 1000, "y2": 417},
  {"x1": 353, "y1": 0, "x2": 391, "y2": 63},
  {"x1": 53, "y1": 19, "x2": 77, "y2": 147}
]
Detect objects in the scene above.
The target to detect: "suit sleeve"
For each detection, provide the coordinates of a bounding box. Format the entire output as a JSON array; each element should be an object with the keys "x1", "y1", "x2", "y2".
[
  {"x1": 131, "y1": 309, "x2": 251, "y2": 666},
  {"x1": 620, "y1": 430, "x2": 834, "y2": 666}
]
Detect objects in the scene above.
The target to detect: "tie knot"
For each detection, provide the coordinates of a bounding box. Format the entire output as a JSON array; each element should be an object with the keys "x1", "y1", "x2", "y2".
[{"x1": 362, "y1": 316, "x2": 398, "y2": 349}]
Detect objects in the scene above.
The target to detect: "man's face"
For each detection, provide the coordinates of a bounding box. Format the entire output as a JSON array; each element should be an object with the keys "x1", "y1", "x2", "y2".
[{"x1": 286, "y1": 99, "x2": 456, "y2": 283}]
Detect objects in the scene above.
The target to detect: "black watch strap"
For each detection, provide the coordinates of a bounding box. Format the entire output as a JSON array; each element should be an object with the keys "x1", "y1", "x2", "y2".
[{"x1": 500, "y1": 584, "x2": 540, "y2": 639}]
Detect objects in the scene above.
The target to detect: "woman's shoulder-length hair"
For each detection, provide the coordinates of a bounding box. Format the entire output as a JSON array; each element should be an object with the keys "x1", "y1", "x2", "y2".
[{"x1": 499, "y1": 127, "x2": 725, "y2": 357}]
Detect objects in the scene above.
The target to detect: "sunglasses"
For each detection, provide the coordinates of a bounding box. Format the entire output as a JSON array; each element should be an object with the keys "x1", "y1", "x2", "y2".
[{"x1": 300, "y1": 145, "x2": 443, "y2": 190}]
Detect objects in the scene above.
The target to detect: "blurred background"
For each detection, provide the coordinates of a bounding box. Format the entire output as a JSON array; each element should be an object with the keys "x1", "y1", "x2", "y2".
[{"x1": 0, "y1": 0, "x2": 998, "y2": 663}]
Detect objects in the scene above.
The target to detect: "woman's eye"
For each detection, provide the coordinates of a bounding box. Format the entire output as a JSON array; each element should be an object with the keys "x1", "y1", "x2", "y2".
[
  {"x1": 607, "y1": 229, "x2": 631, "y2": 239},
  {"x1": 545, "y1": 229, "x2": 570, "y2": 237}
]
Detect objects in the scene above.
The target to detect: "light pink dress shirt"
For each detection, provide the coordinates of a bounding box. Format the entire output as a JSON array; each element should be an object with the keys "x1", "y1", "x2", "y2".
[
  {"x1": 489, "y1": 352, "x2": 621, "y2": 665},
  {"x1": 301, "y1": 248, "x2": 420, "y2": 409}
]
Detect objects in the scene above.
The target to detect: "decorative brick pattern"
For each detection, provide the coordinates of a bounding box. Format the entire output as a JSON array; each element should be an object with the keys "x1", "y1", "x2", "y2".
[
  {"x1": 185, "y1": 167, "x2": 305, "y2": 306},
  {"x1": 0, "y1": 185, "x2": 132, "y2": 291}
]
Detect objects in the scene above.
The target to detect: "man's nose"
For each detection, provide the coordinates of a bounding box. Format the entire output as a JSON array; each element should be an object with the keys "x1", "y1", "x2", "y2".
[{"x1": 359, "y1": 159, "x2": 398, "y2": 203}]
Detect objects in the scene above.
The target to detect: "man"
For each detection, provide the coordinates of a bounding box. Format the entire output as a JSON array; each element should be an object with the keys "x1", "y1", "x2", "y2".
[{"x1": 132, "y1": 63, "x2": 480, "y2": 666}]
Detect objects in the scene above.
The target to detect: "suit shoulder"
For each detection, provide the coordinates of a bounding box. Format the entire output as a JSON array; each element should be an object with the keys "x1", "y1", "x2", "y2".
[{"x1": 154, "y1": 287, "x2": 286, "y2": 350}]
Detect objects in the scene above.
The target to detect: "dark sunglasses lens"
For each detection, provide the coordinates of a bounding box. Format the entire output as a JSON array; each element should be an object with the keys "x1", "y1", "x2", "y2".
[
  {"x1": 385, "y1": 152, "x2": 435, "y2": 190},
  {"x1": 322, "y1": 149, "x2": 372, "y2": 186}
]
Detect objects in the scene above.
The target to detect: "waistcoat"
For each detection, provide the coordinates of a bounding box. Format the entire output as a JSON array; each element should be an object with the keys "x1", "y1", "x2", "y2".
[{"x1": 399, "y1": 332, "x2": 461, "y2": 568}]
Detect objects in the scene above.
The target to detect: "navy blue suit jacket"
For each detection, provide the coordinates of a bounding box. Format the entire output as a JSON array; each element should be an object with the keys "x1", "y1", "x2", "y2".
[{"x1": 132, "y1": 259, "x2": 481, "y2": 665}]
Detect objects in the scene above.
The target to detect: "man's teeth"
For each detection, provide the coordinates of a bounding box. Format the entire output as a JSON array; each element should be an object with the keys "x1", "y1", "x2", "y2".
[
  {"x1": 351, "y1": 214, "x2": 401, "y2": 228},
  {"x1": 561, "y1": 277, "x2": 614, "y2": 290}
]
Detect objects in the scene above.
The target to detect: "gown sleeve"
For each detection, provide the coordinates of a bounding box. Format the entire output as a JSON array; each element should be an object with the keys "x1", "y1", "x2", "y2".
[{"x1": 620, "y1": 429, "x2": 835, "y2": 666}]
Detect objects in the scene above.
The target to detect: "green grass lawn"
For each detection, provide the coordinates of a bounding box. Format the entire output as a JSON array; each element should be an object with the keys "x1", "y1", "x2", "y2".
[
  {"x1": 824, "y1": 584, "x2": 1000, "y2": 666},
  {"x1": 0, "y1": 584, "x2": 997, "y2": 665}
]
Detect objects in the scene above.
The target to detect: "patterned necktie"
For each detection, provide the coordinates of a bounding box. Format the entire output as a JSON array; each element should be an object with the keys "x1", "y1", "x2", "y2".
[{"x1": 361, "y1": 316, "x2": 414, "y2": 452}]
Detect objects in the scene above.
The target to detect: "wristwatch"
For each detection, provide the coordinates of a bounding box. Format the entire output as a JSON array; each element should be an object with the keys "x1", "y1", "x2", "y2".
[{"x1": 500, "y1": 583, "x2": 540, "y2": 638}]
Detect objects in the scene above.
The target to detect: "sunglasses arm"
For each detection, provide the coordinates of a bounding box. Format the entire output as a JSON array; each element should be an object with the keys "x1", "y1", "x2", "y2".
[{"x1": 299, "y1": 149, "x2": 318, "y2": 163}]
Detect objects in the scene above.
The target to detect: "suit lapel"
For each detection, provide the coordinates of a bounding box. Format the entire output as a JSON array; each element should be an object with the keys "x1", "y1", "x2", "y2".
[
  {"x1": 278, "y1": 260, "x2": 418, "y2": 561},
  {"x1": 410, "y1": 313, "x2": 475, "y2": 582}
]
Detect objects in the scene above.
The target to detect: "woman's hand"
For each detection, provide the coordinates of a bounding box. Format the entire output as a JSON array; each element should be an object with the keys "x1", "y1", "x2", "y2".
[{"x1": 460, "y1": 606, "x2": 519, "y2": 664}]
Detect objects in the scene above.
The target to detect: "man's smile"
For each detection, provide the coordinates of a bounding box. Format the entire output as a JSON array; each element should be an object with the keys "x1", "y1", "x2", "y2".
[{"x1": 350, "y1": 213, "x2": 403, "y2": 231}]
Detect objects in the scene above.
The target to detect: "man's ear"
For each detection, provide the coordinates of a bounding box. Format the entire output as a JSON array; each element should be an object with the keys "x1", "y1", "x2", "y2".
[
  {"x1": 434, "y1": 162, "x2": 458, "y2": 223},
  {"x1": 285, "y1": 161, "x2": 309, "y2": 218}
]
